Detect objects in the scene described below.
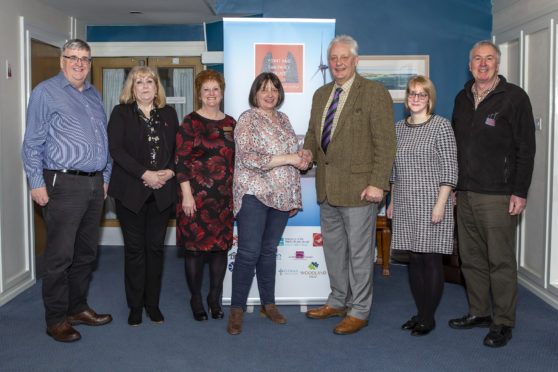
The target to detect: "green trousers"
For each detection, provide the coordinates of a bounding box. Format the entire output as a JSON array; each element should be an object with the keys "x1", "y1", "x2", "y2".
[{"x1": 457, "y1": 191, "x2": 518, "y2": 327}]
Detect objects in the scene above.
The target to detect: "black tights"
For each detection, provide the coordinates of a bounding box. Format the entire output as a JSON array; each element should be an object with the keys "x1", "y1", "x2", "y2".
[
  {"x1": 184, "y1": 250, "x2": 228, "y2": 310},
  {"x1": 408, "y1": 252, "x2": 444, "y2": 328}
]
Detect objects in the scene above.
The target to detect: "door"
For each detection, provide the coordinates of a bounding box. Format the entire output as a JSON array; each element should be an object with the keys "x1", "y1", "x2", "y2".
[
  {"x1": 31, "y1": 39, "x2": 61, "y2": 258},
  {"x1": 91, "y1": 56, "x2": 203, "y2": 224}
]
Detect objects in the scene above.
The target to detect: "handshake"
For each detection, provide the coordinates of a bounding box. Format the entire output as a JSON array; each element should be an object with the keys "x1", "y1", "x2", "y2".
[{"x1": 292, "y1": 149, "x2": 313, "y2": 171}]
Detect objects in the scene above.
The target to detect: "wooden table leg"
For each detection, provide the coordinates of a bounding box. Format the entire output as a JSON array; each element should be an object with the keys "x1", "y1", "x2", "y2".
[
  {"x1": 381, "y1": 228, "x2": 391, "y2": 276},
  {"x1": 375, "y1": 216, "x2": 391, "y2": 276}
]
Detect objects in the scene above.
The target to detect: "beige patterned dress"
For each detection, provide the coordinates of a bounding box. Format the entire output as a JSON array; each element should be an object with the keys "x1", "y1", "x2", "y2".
[{"x1": 390, "y1": 115, "x2": 457, "y2": 254}]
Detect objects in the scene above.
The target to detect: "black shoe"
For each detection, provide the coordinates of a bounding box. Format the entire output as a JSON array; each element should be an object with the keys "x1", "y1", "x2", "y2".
[
  {"x1": 128, "y1": 308, "x2": 142, "y2": 327},
  {"x1": 411, "y1": 320, "x2": 435, "y2": 336},
  {"x1": 448, "y1": 314, "x2": 492, "y2": 329},
  {"x1": 190, "y1": 297, "x2": 208, "y2": 322},
  {"x1": 209, "y1": 305, "x2": 225, "y2": 320},
  {"x1": 193, "y1": 310, "x2": 208, "y2": 321},
  {"x1": 483, "y1": 324, "x2": 512, "y2": 347},
  {"x1": 401, "y1": 316, "x2": 420, "y2": 331},
  {"x1": 145, "y1": 306, "x2": 164, "y2": 324},
  {"x1": 207, "y1": 295, "x2": 225, "y2": 320}
]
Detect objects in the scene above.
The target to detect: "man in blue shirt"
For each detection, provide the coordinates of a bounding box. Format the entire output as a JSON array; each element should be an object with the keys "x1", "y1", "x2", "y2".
[{"x1": 22, "y1": 39, "x2": 112, "y2": 342}]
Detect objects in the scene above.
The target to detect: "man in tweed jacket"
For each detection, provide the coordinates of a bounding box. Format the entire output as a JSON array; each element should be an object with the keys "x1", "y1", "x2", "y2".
[{"x1": 302, "y1": 35, "x2": 396, "y2": 334}]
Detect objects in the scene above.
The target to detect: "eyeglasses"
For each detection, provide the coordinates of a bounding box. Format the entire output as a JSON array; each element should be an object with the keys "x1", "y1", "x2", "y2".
[
  {"x1": 63, "y1": 55, "x2": 92, "y2": 65},
  {"x1": 259, "y1": 88, "x2": 279, "y2": 94},
  {"x1": 408, "y1": 92, "x2": 428, "y2": 100}
]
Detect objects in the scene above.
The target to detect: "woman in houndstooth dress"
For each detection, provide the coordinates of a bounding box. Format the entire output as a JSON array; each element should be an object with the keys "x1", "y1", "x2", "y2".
[{"x1": 387, "y1": 75, "x2": 457, "y2": 336}]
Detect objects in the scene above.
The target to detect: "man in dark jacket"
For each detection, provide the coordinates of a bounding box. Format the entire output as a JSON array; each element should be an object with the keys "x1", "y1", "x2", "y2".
[{"x1": 448, "y1": 40, "x2": 536, "y2": 348}]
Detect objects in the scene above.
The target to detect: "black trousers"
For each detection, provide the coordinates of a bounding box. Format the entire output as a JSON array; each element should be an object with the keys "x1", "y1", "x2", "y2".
[
  {"x1": 42, "y1": 171, "x2": 104, "y2": 327},
  {"x1": 115, "y1": 197, "x2": 171, "y2": 310}
]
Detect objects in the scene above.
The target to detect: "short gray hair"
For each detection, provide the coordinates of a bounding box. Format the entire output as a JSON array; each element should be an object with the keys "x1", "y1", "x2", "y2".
[
  {"x1": 328, "y1": 35, "x2": 359, "y2": 58},
  {"x1": 61, "y1": 39, "x2": 91, "y2": 55},
  {"x1": 469, "y1": 40, "x2": 500, "y2": 63}
]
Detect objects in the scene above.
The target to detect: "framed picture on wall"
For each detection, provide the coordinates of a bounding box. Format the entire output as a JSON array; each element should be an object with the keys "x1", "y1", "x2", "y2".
[{"x1": 357, "y1": 55, "x2": 429, "y2": 102}]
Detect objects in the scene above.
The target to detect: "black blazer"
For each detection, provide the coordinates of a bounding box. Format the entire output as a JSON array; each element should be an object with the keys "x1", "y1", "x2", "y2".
[{"x1": 107, "y1": 103, "x2": 179, "y2": 214}]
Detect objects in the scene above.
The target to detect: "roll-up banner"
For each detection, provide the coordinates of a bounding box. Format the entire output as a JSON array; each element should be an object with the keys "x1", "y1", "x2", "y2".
[{"x1": 222, "y1": 18, "x2": 335, "y2": 305}]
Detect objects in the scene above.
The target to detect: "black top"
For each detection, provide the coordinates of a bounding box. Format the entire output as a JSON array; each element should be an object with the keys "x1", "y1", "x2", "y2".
[
  {"x1": 452, "y1": 75, "x2": 536, "y2": 198},
  {"x1": 107, "y1": 103, "x2": 179, "y2": 213}
]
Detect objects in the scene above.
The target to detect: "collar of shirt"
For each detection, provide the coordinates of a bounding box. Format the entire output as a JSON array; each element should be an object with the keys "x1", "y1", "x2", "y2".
[
  {"x1": 55, "y1": 71, "x2": 94, "y2": 92},
  {"x1": 334, "y1": 72, "x2": 356, "y2": 94}
]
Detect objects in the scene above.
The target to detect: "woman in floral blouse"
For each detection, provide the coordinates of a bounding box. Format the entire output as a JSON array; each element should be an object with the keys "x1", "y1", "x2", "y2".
[
  {"x1": 227, "y1": 72, "x2": 309, "y2": 335},
  {"x1": 175, "y1": 70, "x2": 236, "y2": 322}
]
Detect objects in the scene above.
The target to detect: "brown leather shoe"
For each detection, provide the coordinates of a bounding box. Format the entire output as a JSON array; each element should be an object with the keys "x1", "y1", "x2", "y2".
[
  {"x1": 306, "y1": 305, "x2": 347, "y2": 319},
  {"x1": 333, "y1": 315, "x2": 368, "y2": 335},
  {"x1": 46, "y1": 320, "x2": 81, "y2": 342},
  {"x1": 259, "y1": 304, "x2": 287, "y2": 324},
  {"x1": 227, "y1": 308, "x2": 243, "y2": 335},
  {"x1": 67, "y1": 309, "x2": 112, "y2": 326}
]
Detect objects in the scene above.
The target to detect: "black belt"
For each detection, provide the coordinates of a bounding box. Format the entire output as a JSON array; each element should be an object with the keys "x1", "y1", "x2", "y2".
[{"x1": 53, "y1": 169, "x2": 98, "y2": 177}]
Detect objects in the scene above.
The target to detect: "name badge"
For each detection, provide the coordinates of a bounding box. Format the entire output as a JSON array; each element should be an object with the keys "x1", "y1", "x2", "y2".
[
  {"x1": 485, "y1": 112, "x2": 498, "y2": 127},
  {"x1": 223, "y1": 126, "x2": 233, "y2": 131}
]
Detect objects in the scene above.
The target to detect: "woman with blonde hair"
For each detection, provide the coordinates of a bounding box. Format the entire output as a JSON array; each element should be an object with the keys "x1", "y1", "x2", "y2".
[
  {"x1": 387, "y1": 75, "x2": 457, "y2": 336},
  {"x1": 108, "y1": 66, "x2": 179, "y2": 326}
]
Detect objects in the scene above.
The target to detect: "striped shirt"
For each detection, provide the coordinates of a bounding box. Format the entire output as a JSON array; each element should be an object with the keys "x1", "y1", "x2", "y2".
[
  {"x1": 22, "y1": 72, "x2": 112, "y2": 189},
  {"x1": 320, "y1": 73, "x2": 356, "y2": 137}
]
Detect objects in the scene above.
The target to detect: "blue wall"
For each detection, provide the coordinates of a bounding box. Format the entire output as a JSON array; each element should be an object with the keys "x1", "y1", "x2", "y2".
[
  {"x1": 87, "y1": 0, "x2": 492, "y2": 120},
  {"x1": 214, "y1": 0, "x2": 492, "y2": 120},
  {"x1": 87, "y1": 25, "x2": 204, "y2": 42}
]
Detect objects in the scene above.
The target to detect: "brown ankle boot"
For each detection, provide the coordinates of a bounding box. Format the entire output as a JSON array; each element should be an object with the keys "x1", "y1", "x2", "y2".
[
  {"x1": 259, "y1": 304, "x2": 287, "y2": 324},
  {"x1": 227, "y1": 308, "x2": 243, "y2": 335}
]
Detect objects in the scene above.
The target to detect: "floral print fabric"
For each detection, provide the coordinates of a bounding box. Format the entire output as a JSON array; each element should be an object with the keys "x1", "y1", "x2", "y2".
[
  {"x1": 175, "y1": 112, "x2": 236, "y2": 251},
  {"x1": 137, "y1": 103, "x2": 161, "y2": 169},
  {"x1": 233, "y1": 108, "x2": 302, "y2": 216}
]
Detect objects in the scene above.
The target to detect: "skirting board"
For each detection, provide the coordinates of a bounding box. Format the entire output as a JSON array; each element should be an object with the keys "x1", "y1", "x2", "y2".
[
  {"x1": 0, "y1": 273, "x2": 35, "y2": 307},
  {"x1": 519, "y1": 275, "x2": 558, "y2": 311}
]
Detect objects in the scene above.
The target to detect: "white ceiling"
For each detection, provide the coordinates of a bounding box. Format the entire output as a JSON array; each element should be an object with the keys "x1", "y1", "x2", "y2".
[{"x1": 36, "y1": 0, "x2": 240, "y2": 26}]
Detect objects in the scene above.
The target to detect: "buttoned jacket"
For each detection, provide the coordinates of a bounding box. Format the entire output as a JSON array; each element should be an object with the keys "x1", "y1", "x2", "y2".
[{"x1": 107, "y1": 103, "x2": 179, "y2": 214}]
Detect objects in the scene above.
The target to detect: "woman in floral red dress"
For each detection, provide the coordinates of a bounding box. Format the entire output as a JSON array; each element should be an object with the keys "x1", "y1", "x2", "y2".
[{"x1": 175, "y1": 70, "x2": 235, "y2": 321}]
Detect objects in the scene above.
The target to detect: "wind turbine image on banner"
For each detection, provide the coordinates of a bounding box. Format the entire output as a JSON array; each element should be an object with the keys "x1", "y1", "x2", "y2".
[{"x1": 312, "y1": 40, "x2": 328, "y2": 86}]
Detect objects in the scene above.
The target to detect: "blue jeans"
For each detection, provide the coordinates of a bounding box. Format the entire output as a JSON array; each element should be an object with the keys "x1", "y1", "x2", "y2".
[{"x1": 231, "y1": 195, "x2": 289, "y2": 310}]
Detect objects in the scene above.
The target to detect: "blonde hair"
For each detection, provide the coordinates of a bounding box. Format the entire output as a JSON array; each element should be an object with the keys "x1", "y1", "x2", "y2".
[
  {"x1": 119, "y1": 66, "x2": 166, "y2": 107},
  {"x1": 404, "y1": 75, "x2": 436, "y2": 114}
]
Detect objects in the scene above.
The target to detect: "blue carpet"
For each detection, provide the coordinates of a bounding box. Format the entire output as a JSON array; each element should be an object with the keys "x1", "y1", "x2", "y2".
[{"x1": 1, "y1": 246, "x2": 557, "y2": 371}]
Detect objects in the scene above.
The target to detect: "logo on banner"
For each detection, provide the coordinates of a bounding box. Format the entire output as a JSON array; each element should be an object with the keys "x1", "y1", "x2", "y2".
[
  {"x1": 300, "y1": 261, "x2": 327, "y2": 278},
  {"x1": 255, "y1": 43, "x2": 304, "y2": 93},
  {"x1": 278, "y1": 238, "x2": 285, "y2": 247},
  {"x1": 288, "y1": 250, "x2": 314, "y2": 260},
  {"x1": 313, "y1": 233, "x2": 323, "y2": 247},
  {"x1": 232, "y1": 235, "x2": 238, "y2": 248},
  {"x1": 228, "y1": 250, "x2": 236, "y2": 261},
  {"x1": 278, "y1": 268, "x2": 298, "y2": 276},
  {"x1": 282, "y1": 237, "x2": 311, "y2": 248},
  {"x1": 276, "y1": 253, "x2": 282, "y2": 261},
  {"x1": 228, "y1": 262, "x2": 234, "y2": 272}
]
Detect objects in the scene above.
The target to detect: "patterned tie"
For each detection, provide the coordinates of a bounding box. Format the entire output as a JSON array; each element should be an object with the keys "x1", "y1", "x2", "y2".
[{"x1": 321, "y1": 87, "x2": 342, "y2": 153}]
